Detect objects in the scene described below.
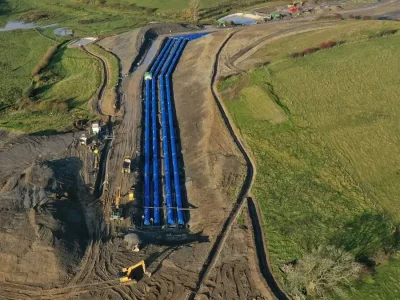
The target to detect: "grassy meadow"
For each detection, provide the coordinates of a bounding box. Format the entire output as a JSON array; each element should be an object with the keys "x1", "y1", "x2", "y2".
[
  {"x1": 0, "y1": 30, "x2": 55, "y2": 110},
  {"x1": 251, "y1": 20, "x2": 400, "y2": 62},
  {"x1": 219, "y1": 27, "x2": 400, "y2": 298},
  {"x1": 0, "y1": 0, "x2": 267, "y2": 36},
  {"x1": 0, "y1": 43, "x2": 101, "y2": 134},
  {"x1": 0, "y1": 0, "x2": 269, "y2": 133}
]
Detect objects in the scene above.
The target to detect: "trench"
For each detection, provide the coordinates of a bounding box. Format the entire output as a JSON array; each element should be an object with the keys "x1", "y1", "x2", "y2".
[{"x1": 129, "y1": 31, "x2": 157, "y2": 73}]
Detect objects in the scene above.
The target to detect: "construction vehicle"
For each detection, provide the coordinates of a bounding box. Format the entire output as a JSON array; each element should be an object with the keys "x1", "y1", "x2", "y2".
[
  {"x1": 80, "y1": 133, "x2": 87, "y2": 145},
  {"x1": 93, "y1": 148, "x2": 99, "y2": 170},
  {"x1": 122, "y1": 156, "x2": 131, "y2": 174},
  {"x1": 128, "y1": 187, "x2": 135, "y2": 201},
  {"x1": 289, "y1": 6, "x2": 302, "y2": 13},
  {"x1": 91, "y1": 122, "x2": 100, "y2": 135},
  {"x1": 111, "y1": 187, "x2": 123, "y2": 220},
  {"x1": 270, "y1": 13, "x2": 284, "y2": 19},
  {"x1": 119, "y1": 260, "x2": 149, "y2": 285}
]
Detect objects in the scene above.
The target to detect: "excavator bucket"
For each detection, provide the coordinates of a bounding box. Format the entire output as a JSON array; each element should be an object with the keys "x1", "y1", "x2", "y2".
[{"x1": 119, "y1": 260, "x2": 146, "y2": 285}]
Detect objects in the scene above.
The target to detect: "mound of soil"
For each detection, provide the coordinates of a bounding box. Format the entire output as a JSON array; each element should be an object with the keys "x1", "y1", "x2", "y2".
[{"x1": 0, "y1": 132, "x2": 92, "y2": 287}]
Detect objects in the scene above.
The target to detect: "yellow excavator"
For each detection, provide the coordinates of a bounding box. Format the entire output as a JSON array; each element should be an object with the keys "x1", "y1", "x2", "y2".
[
  {"x1": 91, "y1": 143, "x2": 100, "y2": 170},
  {"x1": 128, "y1": 187, "x2": 135, "y2": 201},
  {"x1": 111, "y1": 187, "x2": 123, "y2": 220},
  {"x1": 119, "y1": 260, "x2": 149, "y2": 285}
]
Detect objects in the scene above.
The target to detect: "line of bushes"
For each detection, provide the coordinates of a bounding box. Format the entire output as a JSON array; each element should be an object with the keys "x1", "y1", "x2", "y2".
[
  {"x1": 31, "y1": 44, "x2": 60, "y2": 77},
  {"x1": 290, "y1": 40, "x2": 345, "y2": 58},
  {"x1": 369, "y1": 29, "x2": 397, "y2": 39}
]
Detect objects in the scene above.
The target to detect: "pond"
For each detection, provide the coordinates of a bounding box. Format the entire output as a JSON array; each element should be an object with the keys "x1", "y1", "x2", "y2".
[{"x1": 0, "y1": 20, "x2": 57, "y2": 32}]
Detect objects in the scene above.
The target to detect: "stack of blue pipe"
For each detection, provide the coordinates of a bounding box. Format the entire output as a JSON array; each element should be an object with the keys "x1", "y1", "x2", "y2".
[{"x1": 143, "y1": 33, "x2": 209, "y2": 226}]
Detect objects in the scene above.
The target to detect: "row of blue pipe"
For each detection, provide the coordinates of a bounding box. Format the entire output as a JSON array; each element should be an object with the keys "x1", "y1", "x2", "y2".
[{"x1": 143, "y1": 33, "x2": 209, "y2": 226}]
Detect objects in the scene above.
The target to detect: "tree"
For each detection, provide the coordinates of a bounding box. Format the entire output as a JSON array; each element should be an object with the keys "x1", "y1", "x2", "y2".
[
  {"x1": 282, "y1": 246, "x2": 362, "y2": 299},
  {"x1": 189, "y1": 0, "x2": 200, "y2": 22}
]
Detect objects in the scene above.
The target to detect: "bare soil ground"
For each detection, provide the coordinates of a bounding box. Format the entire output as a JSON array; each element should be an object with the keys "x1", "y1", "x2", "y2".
[
  {"x1": 0, "y1": 130, "x2": 103, "y2": 296},
  {"x1": 207, "y1": 208, "x2": 273, "y2": 300}
]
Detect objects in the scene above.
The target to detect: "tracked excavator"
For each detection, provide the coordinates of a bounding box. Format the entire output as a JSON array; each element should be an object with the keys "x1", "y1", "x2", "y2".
[
  {"x1": 118, "y1": 246, "x2": 176, "y2": 285},
  {"x1": 119, "y1": 260, "x2": 150, "y2": 285},
  {"x1": 111, "y1": 187, "x2": 123, "y2": 220}
]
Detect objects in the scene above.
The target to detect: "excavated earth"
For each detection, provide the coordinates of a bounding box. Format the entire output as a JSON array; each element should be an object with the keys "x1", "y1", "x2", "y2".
[{"x1": 0, "y1": 1, "x2": 398, "y2": 298}]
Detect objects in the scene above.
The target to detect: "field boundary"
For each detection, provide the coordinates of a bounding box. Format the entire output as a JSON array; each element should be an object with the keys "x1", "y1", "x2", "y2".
[
  {"x1": 211, "y1": 29, "x2": 289, "y2": 299},
  {"x1": 190, "y1": 28, "x2": 289, "y2": 299}
]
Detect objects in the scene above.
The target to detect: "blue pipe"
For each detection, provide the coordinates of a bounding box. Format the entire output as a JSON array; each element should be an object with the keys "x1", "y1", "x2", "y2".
[
  {"x1": 143, "y1": 34, "x2": 207, "y2": 227},
  {"x1": 144, "y1": 79, "x2": 151, "y2": 225},
  {"x1": 159, "y1": 39, "x2": 183, "y2": 225},
  {"x1": 144, "y1": 39, "x2": 172, "y2": 226},
  {"x1": 174, "y1": 32, "x2": 211, "y2": 40},
  {"x1": 151, "y1": 39, "x2": 175, "y2": 225},
  {"x1": 165, "y1": 38, "x2": 187, "y2": 225},
  {"x1": 161, "y1": 38, "x2": 184, "y2": 224}
]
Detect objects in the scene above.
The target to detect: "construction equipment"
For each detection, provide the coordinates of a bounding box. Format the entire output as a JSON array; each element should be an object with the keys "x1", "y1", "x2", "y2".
[
  {"x1": 122, "y1": 156, "x2": 131, "y2": 174},
  {"x1": 91, "y1": 122, "x2": 100, "y2": 135},
  {"x1": 128, "y1": 187, "x2": 135, "y2": 201},
  {"x1": 270, "y1": 13, "x2": 284, "y2": 19},
  {"x1": 119, "y1": 260, "x2": 148, "y2": 285},
  {"x1": 111, "y1": 187, "x2": 123, "y2": 220},
  {"x1": 289, "y1": 6, "x2": 302, "y2": 13},
  {"x1": 93, "y1": 148, "x2": 99, "y2": 170},
  {"x1": 79, "y1": 133, "x2": 87, "y2": 145}
]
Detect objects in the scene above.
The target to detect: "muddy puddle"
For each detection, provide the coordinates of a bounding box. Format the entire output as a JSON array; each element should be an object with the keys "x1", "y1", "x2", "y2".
[{"x1": 0, "y1": 20, "x2": 57, "y2": 32}]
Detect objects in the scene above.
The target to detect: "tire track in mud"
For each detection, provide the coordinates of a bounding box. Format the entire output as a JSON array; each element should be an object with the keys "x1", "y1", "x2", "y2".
[{"x1": 191, "y1": 29, "x2": 288, "y2": 299}]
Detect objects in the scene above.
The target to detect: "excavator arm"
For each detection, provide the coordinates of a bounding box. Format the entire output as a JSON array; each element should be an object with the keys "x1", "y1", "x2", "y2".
[{"x1": 119, "y1": 260, "x2": 147, "y2": 285}]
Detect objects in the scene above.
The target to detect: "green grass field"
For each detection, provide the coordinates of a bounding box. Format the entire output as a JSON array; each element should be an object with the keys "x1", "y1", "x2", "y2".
[
  {"x1": 0, "y1": 44, "x2": 101, "y2": 134},
  {"x1": 0, "y1": 0, "x2": 265, "y2": 36},
  {"x1": 0, "y1": 30, "x2": 56, "y2": 110},
  {"x1": 0, "y1": 0, "x2": 266, "y2": 133},
  {"x1": 252, "y1": 20, "x2": 400, "y2": 63},
  {"x1": 219, "y1": 28, "x2": 400, "y2": 298}
]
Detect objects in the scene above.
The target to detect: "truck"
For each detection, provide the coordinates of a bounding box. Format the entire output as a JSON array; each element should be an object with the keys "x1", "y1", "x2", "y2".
[{"x1": 122, "y1": 156, "x2": 131, "y2": 174}]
